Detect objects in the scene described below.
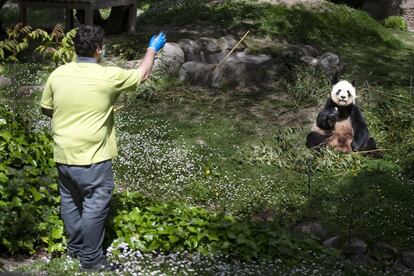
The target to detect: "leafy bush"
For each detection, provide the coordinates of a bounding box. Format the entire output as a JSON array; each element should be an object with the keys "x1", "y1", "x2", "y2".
[
  {"x1": 0, "y1": 106, "x2": 61, "y2": 254},
  {"x1": 31, "y1": 24, "x2": 77, "y2": 67},
  {"x1": 108, "y1": 192, "x2": 334, "y2": 261},
  {"x1": 0, "y1": 24, "x2": 32, "y2": 63},
  {"x1": 383, "y1": 16, "x2": 408, "y2": 31}
]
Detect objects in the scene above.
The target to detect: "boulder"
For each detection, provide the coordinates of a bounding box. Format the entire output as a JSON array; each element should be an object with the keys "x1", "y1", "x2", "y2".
[
  {"x1": 372, "y1": 242, "x2": 399, "y2": 261},
  {"x1": 16, "y1": 85, "x2": 42, "y2": 97},
  {"x1": 227, "y1": 51, "x2": 271, "y2": 64},
  {"x1": 283, "y1": 44, "x2": 320, "y2": 58},
  {"x1": 198, "y1": 37, "x2": 222, "y2": 53},
  {"x1": 217, "y1": 35, "x2": 242, "y2": 50},
  {"x1": 323, "y1": 236, "x2": 342, "y2": 250},
  {"x1": 300, "y1": 55, "x2": 319, "y2": 66},
  {"x1": 392, "y1": 259, "x2": 410, "y2": 274},
  {"x1": 343, "y1": 239, "x2": 368, "y2": 255},
  {"x1": 211, "y1": 61, "x2": 266, "y2": 89},
  {"x1": 179, "y1": 61, "x2": 215, "y2": 86},
  {"x1": 158, "y1": 43, "x2": 185, "y2": 76},
  {"x1": 178, "y1": 39, "x2": 202, "y2": 62},
  {"x1": 0, "y1": 76, "x2": 12, "y2": 89},
  {"x1": 402, "y1": 250, "x2": 414, "y2": 268},
  {"x1": 200, "y1": 50, "x2": 229, "y2": 64},
  {"x1": 293, "y1": 222, "x2": 326, "y2": 240},
  {"x1": 348, "y1": 254, "x2": 377, "y2": 266},
  {"x1": 317, "y1": 52, "x2": 345, "y2": 76}
]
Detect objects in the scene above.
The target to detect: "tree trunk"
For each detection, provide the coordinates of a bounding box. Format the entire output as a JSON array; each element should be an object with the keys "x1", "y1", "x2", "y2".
[{"x1": 0, "y1": 0, "x2": 7, "y2": 39}]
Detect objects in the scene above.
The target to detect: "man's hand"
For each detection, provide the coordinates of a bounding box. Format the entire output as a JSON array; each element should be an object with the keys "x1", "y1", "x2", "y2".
[
  {"x1": 138, "y1": 32, "x2": 167, "y2": 82},
  {"x1": 148, "y1": 32, "x2": 167, "y2": 53}
]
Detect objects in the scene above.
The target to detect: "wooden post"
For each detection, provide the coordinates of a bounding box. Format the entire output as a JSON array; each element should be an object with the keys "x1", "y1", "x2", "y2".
[
  {"x1": 66, "y1": 8, "x2": 74, "y2": 30},
  {"x1": 127, "y1": 2, "x2": 137, "y2": 34},
  {"x1": 19, "y1": 2, "x2": 27, "y2": 25},
  {"x1": 84, "y1": 7, "x2": 94, "y2": 25}
]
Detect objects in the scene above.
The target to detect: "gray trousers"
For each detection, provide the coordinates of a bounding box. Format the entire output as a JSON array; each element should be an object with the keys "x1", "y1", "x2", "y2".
[{"x1": 57, "y1": 160, "x2": 114, "y2": 268}]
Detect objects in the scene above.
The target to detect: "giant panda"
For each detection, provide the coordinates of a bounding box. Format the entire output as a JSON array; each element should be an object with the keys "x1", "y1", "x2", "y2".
[{"x1": 306, "y1": 78, "x2": 377, "y2": 153}]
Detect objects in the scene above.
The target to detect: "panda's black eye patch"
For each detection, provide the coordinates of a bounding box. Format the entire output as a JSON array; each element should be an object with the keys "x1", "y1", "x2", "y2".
[
  {"x1": 347, "y1": 91, "x2": 351, "y2": 97},
  {"x1": 336, "y1": 89, "x2": 341, "y2": 95}
]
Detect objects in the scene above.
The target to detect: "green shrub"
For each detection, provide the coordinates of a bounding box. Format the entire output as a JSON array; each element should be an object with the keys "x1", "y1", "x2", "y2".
[
  {"x1": 0, "y1": 106, "x2": 61, "y2": 254},
  {"x1": 109, "y1": 191, "x2": 334, "y2": 261},
  {"x1": 383, "y1": 16, "x2": 408, "y2": 31}
]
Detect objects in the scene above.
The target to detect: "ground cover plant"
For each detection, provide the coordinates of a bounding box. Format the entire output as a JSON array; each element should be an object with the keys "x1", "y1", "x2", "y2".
[{"x1": 1, "y1": 0, "x2": 414, "y2": 274}]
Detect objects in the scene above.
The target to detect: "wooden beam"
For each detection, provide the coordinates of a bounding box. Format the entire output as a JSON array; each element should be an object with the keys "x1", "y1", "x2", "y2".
[
  {"x1": 127, "y1": 2, "x2": 137, "y2": 34},
  {"x1": 65, "y1": 8, "x2": 74, "y2": 29},
  {"x1": 84, "y1": 7, "x2": 93, "y2": 25},
  {"x1": 18, "y1": 2, "x2": 27, "y2": 25}
]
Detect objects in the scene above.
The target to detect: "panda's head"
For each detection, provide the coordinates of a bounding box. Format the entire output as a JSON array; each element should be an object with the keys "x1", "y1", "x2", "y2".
[{"x1": 330, "y1": 80, "x2": 356, "y2": 106}]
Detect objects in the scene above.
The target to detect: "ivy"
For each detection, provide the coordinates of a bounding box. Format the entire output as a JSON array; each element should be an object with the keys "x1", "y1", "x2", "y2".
[
  {"x1": 109, "y1": 192, "x2": 335, "y2": 262},
  {"x1": 0, "y1": 106, "x2": 61, "y2": 254}
]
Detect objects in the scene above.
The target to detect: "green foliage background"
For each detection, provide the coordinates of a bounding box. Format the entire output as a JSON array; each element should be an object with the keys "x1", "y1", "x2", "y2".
[{"x1": 0, "y1": 106, "x2": 61, "y2": 254}]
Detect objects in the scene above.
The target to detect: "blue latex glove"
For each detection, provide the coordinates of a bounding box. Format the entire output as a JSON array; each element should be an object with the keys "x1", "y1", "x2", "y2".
[{"x1": 148, "y1": 32, "x2": 167, "y2": 53}]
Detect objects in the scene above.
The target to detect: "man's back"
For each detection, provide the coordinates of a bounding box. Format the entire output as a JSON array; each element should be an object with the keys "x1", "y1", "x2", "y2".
[{"x1": 41, "y1": 61, "x2": 140, "y2": 165}]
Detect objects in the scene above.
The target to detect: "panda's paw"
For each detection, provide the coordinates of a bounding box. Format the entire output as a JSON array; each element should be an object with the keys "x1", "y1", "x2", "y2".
[
  {"x1": 351, "y1": 141, "x2": 361, "y2": 152},
  {"x1": 327, "y1": 113, "x2": 337, "y2": 127}
]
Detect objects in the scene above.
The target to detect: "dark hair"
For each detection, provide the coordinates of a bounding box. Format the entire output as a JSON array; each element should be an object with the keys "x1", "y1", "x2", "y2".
[{"x1": 74, "y1": 25, "x2": 104, "y2": 58}]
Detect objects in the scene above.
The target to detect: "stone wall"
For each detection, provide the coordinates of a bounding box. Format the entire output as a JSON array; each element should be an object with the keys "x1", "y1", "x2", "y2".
[{"x1": 401, "y1": 0, "x2": 414, "y2": 30}]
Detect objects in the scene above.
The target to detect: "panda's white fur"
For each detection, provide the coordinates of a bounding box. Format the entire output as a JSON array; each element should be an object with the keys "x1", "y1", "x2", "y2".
[{"x1": 330, "y1": 80, "x2": 356, "y2": 106}]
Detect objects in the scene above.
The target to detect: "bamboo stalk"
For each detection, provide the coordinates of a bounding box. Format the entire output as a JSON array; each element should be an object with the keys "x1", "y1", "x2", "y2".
[{"x1": 213, "y1": 30, "x2": 250, "y2": 73}]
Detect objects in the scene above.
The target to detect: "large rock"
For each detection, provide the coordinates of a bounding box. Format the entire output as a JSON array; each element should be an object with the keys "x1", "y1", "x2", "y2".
[
  {"x1": 348, "y1": 254, "x2": 376, "y2": 266},
  {"x1": 293, "y1": 222, "x2": 326, "y2": 240},
  {"x1": 343, "y1": 239, "x2": 368, "y2": 255},
  {"x1": 227, "y1": 51, "x2": 271, "y2": 64},
  {"x1": 200, "y1": 50, "x2": 229, "y2": 64},
  {"x1": 178, "y1": 39, "x2": 202, "y2": 62},
  {"x1": 283, "y1": 44, "x2": 320, "y2": 58},
  {"x1": 372, "y1": 243, "x2": 399, "y2": 261},
  {"x1": 198, "y1": 35, "x2": 244, "y2": 53},
  {"x1": 402, "y1": 250, "x2": 414, "y2": 268},
  {"x1": 179, "y1": 61, "x2": 215, "y2": 86},
  {"x1": 392, "y1": 259, "x2": 410, "y2": 274},
  {"x1": 178, "y1": 36, "x2": 246, "y2": 64},
  {"x1": 323, "y1": 236, "x2": 342, "y2": 249},
  {"x1": 158, "y1": 43, "x2": 185, "y2": 76},
  {"x1": 0, "y1": 76, "x2": 12, "y2": 89},
  {"x1": 217, "y1": 35, "x2": 241, "y2": 50},
  {"x1": 300, "y1": 55, "x2": 319, "y2": 66},
  {"x1": 16, "y1": 85, "x2": 42, "y2": 97},
  {"x1": 198, "y1": 37, "x2": 222, "y2": 53},
  {"x1": 211, "y1": 61, "x2": 266, "y2": 89},
  {"x1": 317, "y1": 52, "x2": 345, "y2": 76}
]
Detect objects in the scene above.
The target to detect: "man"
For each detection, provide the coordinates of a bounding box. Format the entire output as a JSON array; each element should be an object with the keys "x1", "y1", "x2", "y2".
[{"x1": 40, "y1": 25, "x2": 166, "y2": 271}]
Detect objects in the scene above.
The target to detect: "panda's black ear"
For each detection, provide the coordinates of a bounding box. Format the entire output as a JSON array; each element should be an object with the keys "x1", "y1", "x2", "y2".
[
  {"x1": 351, "y1": 79, "x2": 356, "y2": 87},
  {"x1": 331, "y1": 73, "x2": 340, "y2": 85}
]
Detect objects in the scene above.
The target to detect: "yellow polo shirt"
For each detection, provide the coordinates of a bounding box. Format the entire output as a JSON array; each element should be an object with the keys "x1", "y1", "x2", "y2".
[{"x1": 41, "y1": 61, "x2": 141, "y2": 165}]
